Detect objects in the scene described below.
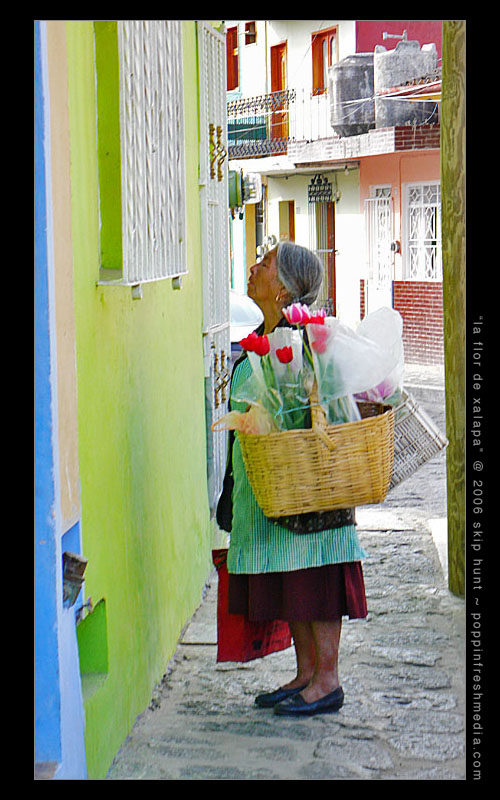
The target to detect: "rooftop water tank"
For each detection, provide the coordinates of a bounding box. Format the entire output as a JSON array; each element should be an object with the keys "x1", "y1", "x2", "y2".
[
  {"x1": 329, "y1": 53, "x2": 375, "y2": 137},
  {"x1": 374, "y1": 40, "x2": 438, "y2": 128}
]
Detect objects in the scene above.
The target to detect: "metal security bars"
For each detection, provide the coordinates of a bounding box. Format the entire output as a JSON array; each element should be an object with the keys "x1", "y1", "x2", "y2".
[
  {"x1": 365, "y1": 196, "x2": 392, "y2": 285},
  {"x1": 227, "y1": 88, "x2": 334, "y2": 158},
  {"x1": 308, "y1": 176, "x2": 335, "y2": 313},
  {"x1": 405, "y1": 182, "x2": 442, "y2": 280},
  {"x1": 227, "y1": 89, "x2": 296, "y2": 157},
  {"x1": 117, "y1": 20, "x2": 187, "y2": 286}
]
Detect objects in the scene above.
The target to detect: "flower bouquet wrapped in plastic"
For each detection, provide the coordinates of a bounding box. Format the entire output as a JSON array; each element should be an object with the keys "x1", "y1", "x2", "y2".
[
  {"x1": 212, "y1": 303, "x2": 400, "y2": 517},
  {"x1": 305, "y1": 312, "x2": 401, "y2": 424},
  {"x1": 227, "y1": 327, "x2": 313, "y2": 432},
  {"x1": 353, "y1": 306, "x2": 405, "y2": 408},
  {"x1": 212, "y1": 303, "x2": 404, "y2": 435}
]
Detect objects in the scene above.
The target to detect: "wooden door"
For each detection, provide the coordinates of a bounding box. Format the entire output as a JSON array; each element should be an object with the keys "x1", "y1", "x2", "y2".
[
  {"x1": 312, "y1": 26, "x2": 337, "y2": 95},
  {"x1": 226, "y1": 25, "x2": 238, "y2": 90},
  {"x1": 326, "y1": 201, "x2": 336, "y2": 313},
  {"x1": 270, "y1": 42, "x2": 287, "y2": 141}
]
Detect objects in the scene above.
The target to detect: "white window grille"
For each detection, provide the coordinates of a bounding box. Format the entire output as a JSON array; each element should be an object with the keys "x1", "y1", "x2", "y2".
[
  {"x1": 404, "y1": 182, "x2": 442, "y2": 281},
  {"x1": 307, "y1": 174, "x2": 335, "y2": 311},
  {"x1": 198, "y1": 22, "x2": 231, "y2": 513},
  {"x1": 365, "y1": 194, "x2": 393, "y2": 285},
  {"x1": 116, "y1": 20, "x2": 187, "y2": 285},
  {"x1": 308, "y1": 202, "x2": 332, "y2": 310},
  {"x1": 372, "y1": 186, "x2": 392, "y2": 199}
]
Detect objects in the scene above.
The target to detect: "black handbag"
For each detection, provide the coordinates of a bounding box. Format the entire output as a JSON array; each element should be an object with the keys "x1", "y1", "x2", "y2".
[{"x1": 216, "y1": 431, "x2": 235, "y2": 533}]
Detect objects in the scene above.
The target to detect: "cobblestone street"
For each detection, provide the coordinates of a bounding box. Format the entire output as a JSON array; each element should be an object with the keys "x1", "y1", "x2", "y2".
[{"x1": 106, "y1": 364, "x2": 466, "y2": 780}]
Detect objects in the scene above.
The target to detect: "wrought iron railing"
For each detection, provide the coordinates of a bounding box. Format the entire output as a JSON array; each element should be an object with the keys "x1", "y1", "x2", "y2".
[
  {"x1": 227, "y1": 88, "x2": 334, "y2": 157},
  {"x1": 227, "y1": 89, "x2": 296, "y2": 157},
  {"x1": 227, "y1": 80, "x2": 442, "y2": 159}
]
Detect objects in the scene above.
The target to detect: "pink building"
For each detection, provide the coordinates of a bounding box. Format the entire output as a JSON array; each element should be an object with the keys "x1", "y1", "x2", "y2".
[
  {"x1": 356, "y1": 20, "x2": 443, "y2": 364},
  {"x1": 359, "y1": 145, "x2": 442, "y2": 365},
  {"x1": 356, "y1": 20, "x2": 442, "y2": 59},
  {"x1": 348, "y1": 21, "x2": 443, "y2": 363}
]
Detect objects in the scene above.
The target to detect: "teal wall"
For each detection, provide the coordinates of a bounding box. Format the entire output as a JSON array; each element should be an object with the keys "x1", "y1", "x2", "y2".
[{"x1": 65, "y1": 21, "x2": 213, "y2": 778}]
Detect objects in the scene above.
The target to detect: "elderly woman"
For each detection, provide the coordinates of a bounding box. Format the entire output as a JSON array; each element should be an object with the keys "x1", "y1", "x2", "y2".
[{"x1": 223, "y1": 241, "x2": 367, "y2": 717}]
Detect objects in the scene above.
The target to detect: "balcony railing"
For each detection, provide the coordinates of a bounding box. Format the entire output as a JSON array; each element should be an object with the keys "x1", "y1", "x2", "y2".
[
  {"x1": 227, "y1": 81, "x2": 441, "y2": 160},
  {"x1": 227, "y1": 89, "x2": 332, "y2": 158}
]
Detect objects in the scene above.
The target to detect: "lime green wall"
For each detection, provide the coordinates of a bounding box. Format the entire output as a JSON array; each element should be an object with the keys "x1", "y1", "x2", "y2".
[
  {"x1": 93, "y1": 22, "x2": 122, "y2": 271},
  {"x1": 66, "y1": 21, "x2": 212, "y2": 779}
]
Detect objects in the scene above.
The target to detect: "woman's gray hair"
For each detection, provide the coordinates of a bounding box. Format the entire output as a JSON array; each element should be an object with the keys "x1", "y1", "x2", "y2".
[{"x1": 276, "y1": 241, "x2": 324, "y2": 306}]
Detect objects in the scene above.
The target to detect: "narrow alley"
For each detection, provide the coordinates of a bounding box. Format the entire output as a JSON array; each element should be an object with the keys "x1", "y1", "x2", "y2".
[{"x1": 106, "y1": 364, "x2": 466, "y2": 781}]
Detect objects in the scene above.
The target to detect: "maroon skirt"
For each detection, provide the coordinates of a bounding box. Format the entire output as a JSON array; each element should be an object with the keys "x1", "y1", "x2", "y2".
[{"x1": 228, "y1": 562, "x2": 367, "y2": 622}]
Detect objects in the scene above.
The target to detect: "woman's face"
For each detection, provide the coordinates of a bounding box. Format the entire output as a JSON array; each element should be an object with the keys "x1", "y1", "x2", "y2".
[{"x1": 247, "y1": 248, "x2": 282, "y2": 308}]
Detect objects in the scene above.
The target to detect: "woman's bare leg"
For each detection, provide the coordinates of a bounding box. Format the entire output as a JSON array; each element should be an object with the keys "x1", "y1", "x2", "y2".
[
  {"x1": 299, "y1": 619, "x2": 342, "y2": 703},
  {"x1": 282, "y1": 621, "x2": 316, "y2": 689}
]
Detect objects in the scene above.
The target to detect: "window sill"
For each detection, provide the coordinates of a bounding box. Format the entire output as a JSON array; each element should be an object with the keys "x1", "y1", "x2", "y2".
[{"x1": 97, "y1": 268, "x2": 187, "y2": 296}]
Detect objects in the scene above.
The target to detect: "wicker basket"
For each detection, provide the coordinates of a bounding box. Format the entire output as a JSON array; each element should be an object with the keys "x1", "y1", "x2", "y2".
[
  {"x1": 238, "y1": 394, "x2": 395, "y2": 517},
  {"x1": 390, "y1": 390, "x2": 448, "y2": 489}
]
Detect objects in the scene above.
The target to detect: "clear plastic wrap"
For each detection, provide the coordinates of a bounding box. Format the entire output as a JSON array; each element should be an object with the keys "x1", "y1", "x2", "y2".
[
  {"x1": 215, "y1": 305, "x2": 405, "y2": 434},
  {"x1": 231, "y1": 328, "x2": 313, "y2": 431},
  {"x1": 354, "y1": 307, "x2": 405, "y2": 405}
]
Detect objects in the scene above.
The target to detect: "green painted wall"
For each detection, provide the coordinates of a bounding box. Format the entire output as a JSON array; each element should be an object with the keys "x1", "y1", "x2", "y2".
[
  {"x1": 66, "y1": 21, "x2": 213, "y2": 778},
  {"x1": 93, "y1": 22, "x2": 122, "y2": 271}
]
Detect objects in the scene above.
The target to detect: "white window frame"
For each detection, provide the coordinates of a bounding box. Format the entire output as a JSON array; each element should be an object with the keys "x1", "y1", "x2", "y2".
[
  {"x1": 101, "y1": 21, "x2": 187, "y2": 290},
  {"x1": 402, "y1": 180, "x2": 442, "y2": 281}
]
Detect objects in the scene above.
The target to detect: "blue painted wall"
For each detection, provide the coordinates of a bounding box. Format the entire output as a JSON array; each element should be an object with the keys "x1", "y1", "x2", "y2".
[
  {"x1": 35, "y1": 20, "x2": 62, "y2": 767},
  {"x1": 34, "y1": 21, "x2": 87, "y2": 779}
]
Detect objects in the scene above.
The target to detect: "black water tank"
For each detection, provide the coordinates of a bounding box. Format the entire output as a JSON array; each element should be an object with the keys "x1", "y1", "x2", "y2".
[{"x1": 329, "y1": 53, "x2": 375, "y2": 137}]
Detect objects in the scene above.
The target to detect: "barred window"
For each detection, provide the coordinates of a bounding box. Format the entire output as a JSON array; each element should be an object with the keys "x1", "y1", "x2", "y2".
[
  {"x1": 97, "y1": 21, "x2": 186, "y2": 288},
  {"x1": 404, "y1": 182, "x2": 442, "y2": 281}
]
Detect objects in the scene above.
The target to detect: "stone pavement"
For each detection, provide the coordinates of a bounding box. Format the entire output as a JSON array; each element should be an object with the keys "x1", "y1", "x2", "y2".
[{"x1": 106, "y1": 364, "x2": 466, "y2": 781}]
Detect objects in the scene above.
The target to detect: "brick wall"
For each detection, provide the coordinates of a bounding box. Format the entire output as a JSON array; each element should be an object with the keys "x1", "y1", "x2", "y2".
[
  {"x1": 288, "y1": 123, "x2": 440, "y2": 163},
  {"x1": 394, "y1": 124, "x2": 441, "y2": 151},
  {"x1": 392, "y1": 280, "x2": 444, "y2": 364}
]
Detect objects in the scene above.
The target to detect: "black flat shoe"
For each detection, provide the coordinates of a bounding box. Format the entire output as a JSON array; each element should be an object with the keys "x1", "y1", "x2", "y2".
[
  {"x1": 273, "y1": 686, "x2": 344, "y2": 717},
  {"x1": 255, "y1": 684, "x2": 308, "y2": 708}
]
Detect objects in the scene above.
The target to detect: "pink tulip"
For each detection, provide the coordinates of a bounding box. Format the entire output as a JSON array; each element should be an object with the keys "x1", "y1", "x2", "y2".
[{"x1": 282, "y1": 303, "x2": 311, "y2": 325}]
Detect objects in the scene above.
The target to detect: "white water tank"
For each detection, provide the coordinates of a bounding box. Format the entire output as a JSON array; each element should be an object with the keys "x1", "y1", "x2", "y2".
[{"x1": 374, "y1": 40, "x2": 438, "y2": 128}]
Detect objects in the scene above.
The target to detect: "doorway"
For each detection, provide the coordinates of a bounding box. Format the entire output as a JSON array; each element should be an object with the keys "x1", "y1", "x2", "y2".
[
  {"x1": 365, "y1": 190, "x2": 393, "y2": 314},
  {"x1": 279, "y1": 200, "x2": 295, "y2": 242},
  {"x1": 308, "y1": 175, "x2": 336, "y2": 313},
  {"x1": 270, "y1": 42, "x2": 287, "y2": 145}
]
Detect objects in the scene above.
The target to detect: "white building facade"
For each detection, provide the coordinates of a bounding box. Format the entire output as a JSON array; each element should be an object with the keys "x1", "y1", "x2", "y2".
[{"x1": 226, "y1": 20, "x2": 364, "y2": 327}]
